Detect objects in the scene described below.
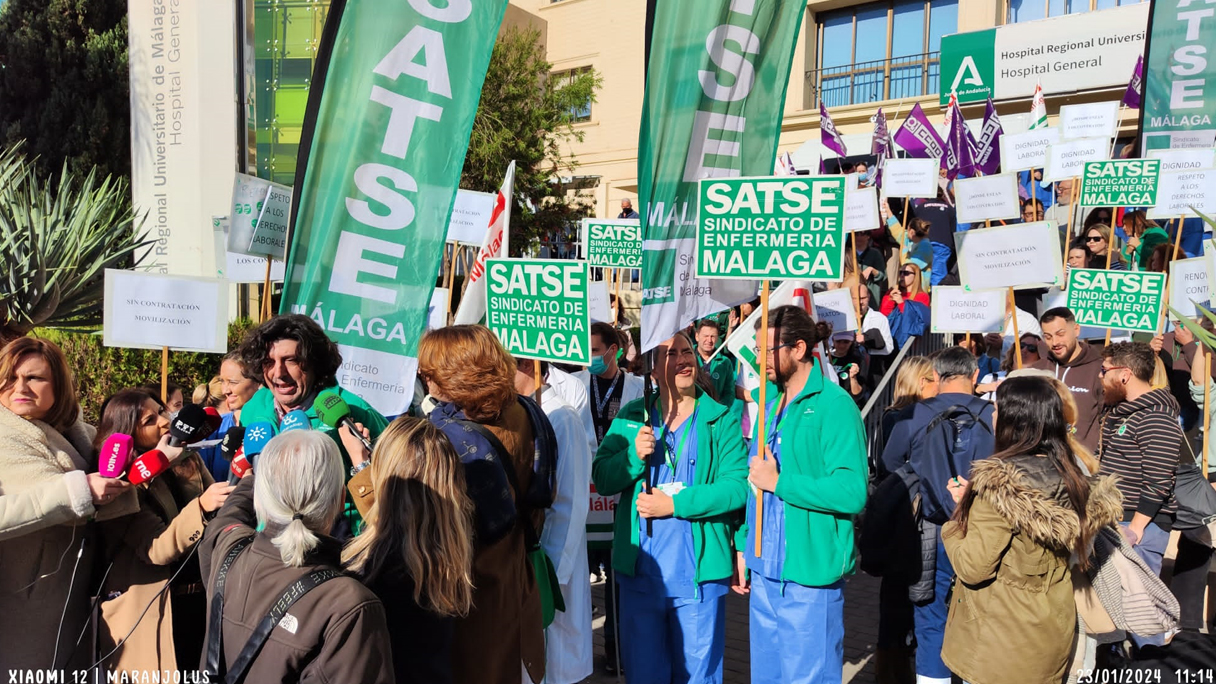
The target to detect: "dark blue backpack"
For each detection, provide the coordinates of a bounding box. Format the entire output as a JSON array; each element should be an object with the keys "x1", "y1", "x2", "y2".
[{"x1": 912, "y1": 401, "x2": 993, "y2": 525}]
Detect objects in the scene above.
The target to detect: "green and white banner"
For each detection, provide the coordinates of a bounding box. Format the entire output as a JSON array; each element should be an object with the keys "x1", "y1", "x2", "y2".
[
  {"x1": 1079, "y1": 160, "x2": 1161, "y2": 207},
  {"x1": 695, "y1": 176, "x2": 845, "y2": 281},
  {"x1": 486, "y1": 258, "x2": 590, "y2": 365},
  {"x1": 639, "y1": 0, "x2": 805, "y2": 352},
  {"x1": 1142, "y1": 1, "x2": 1216, "y2": 153},
  {"x1": 283, "y1": 0, "x2": 508, "y2": 415},
  {"x1": 582, "y1": 218, "x2": 642, "y2": 268},
  {"x1": 1066, "y1": 268, "x2": 1166, "y2": 333}
]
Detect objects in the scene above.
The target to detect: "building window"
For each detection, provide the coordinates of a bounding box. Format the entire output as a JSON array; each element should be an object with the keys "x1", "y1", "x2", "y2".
[
  {"x1": 554, "y1": 67, "x2": 592, "y2": 123},
  {"x1": 1006, "y1": 0, "x2": 1144, "y2": 24},
  {"x1": 813, "y1": 0, "x2": 958, "y2": 108}
]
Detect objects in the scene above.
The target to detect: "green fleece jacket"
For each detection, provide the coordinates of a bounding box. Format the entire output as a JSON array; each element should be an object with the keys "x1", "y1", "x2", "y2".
[
  {"x1": 592, "y1": 391, "x2": 749, "y2": 585},
  {"x1": 736, "y1": 366, "x2": 868, "y2": 587}
]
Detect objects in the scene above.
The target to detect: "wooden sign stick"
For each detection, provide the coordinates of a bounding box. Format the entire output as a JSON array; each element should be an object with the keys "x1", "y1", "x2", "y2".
[
  {"x1": 1063, "y1": 179, "x2": 1080, "y2": 265},
  {"x1": 1204, "y1": 351, "x2": 1212, "y2": 478},
  {"x1": 1009, "y1": 287, "x2": 1023, "y2": 370},
  {"x1": 160, "y1": 346, "x2": 169, "y2": 404}
]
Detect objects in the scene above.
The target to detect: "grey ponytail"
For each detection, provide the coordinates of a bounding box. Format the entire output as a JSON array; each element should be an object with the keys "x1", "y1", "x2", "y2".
[{"x1": 253, "y1": 431, "x2": 345, "y2": 567}]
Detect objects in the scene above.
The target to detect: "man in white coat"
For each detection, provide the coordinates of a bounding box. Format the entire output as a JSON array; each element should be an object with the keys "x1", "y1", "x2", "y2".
[{"x1": 515, "y1": 359, "x2": 593, "y2": 684}]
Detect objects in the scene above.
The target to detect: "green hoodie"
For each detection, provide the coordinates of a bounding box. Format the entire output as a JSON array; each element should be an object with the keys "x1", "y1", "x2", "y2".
[
  {"x1": 591, "y1": 391, "x2": 749, "y2": 585},
  {"x1": 736, "y1": 366, "x2": 868, "y2": 587}
]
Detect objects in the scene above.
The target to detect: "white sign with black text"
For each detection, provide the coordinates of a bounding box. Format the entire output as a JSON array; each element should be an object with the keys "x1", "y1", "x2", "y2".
[
  {"x1": 1147, "y1": 148, "x2": 1216, "y2": 173},
  {"x1": 812, "y1": 289, "x2": 858, "y2": 334},
  {"x1": 881, "y1": 158, "x2": 940, "y2": 198},
  {"x1": 1150, "y1": 169, "x2": 1216, "y2": 219},
  {"x1": 955, "y1": 221, "x2": 1064, "y2": 291},
  {"x1": 1044, "y1": 138, "x2": 1109, "y2": 183},
  {"x1": 103, "y1": 270, "x2": 229, "y2": 353},
  {"x1": 930, "y1": 287, "x2": 1007, "y2": 334},
  {"x1": 1169, "y1": 257, "x2": 1211, "y2": 321},
  {"x1": 1000, "y1": 127, "x2": 1062, "y2": 171},
  {"x1": 444, "y1": 189, "x2": 497, "y2": 245},
  {"x1": 954, "y1": 174, "x2": 1021, "y2": 224},
  {"x1": 1059, "y1": 101, "x2": 1120, "y2": 141},
  {"x1": 845, "y1": 186, "x2": 881, "y2": 233}
]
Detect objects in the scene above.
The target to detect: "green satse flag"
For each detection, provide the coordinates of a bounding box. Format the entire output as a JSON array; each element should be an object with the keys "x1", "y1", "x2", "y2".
[
  {"x1": 639, "y1": 0, "x2": 805, "y2": 353},
  {"x1": 283, "y1": 0, "x2": 507, "y2": 416},
  {"x1": 1141, "y1": 2, "x2": 1216, "y2": 154}
]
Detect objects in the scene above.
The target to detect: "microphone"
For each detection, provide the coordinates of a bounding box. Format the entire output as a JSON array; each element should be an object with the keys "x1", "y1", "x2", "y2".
[
  {"x1": 203, "y1": 406, "x2": 223, "y2": 434},
  {"x1": 219, "y1": 426, "x2": 246, "y2": 464},
  {"x1": 314, "y1": 391, "x2": 372, "y2": 452},
  {"x1": 227, "y1": 447, "x2": 251, "y2": 485},
  {"x1": 97, "y1": 433, "x2": 133, "y2": 478},
  {"x1": 280, "y1": 410, "x2": 311, "y2": 432},
  {"x1": 169, "y1": 404, "x2": 211, "y2": 447},
  {"x1": 128, "y1": 449, "x2": 171, "y2": 486},
  {"x1": 242, "y1": 422, "x2": 275, "y2": 466}
]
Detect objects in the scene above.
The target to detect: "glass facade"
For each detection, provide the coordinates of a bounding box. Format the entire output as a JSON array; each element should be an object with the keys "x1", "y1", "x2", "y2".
[
  {"x1": 815, "y1": 0, "x2": 958, "y2": 108},
  {"x1": 1006, "y1": 0, "x2": 1144, "y2": 24}
]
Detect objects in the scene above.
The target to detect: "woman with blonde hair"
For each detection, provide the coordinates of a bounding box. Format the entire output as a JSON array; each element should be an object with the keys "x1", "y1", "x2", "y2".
[
  {"x1": 342, "y1": 417, "x2": 475, "y2": 684},
  {"x1": 882, "y1": 356, "x2": 937, "y2": 444},
  {"x1": 1083, "y1": 224, "x2": 1127, "y2": 270}
]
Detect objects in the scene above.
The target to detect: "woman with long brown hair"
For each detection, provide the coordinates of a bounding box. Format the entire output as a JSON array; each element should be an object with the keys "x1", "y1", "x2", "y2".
[
  {"x1": 343, "y1": 417, "x2": 475, "y2": 684},
  {"x1": 1122, "y1": 210, "x2": 1169, "y2": 270},
  {"x1": 940, "y1": 376, "x2": 1121, "y2": 684}
]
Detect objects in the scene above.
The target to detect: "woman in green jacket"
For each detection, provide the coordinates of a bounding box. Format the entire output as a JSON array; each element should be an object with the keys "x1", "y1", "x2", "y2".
[
  {"x1": 1122, "y1": 210, "x2": 1170, "y2": 270},
  {"x1": 591, "y1": 331, "x2": 748, "y2": 684}
]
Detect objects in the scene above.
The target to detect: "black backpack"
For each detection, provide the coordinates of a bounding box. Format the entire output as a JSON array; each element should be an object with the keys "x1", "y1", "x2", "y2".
[
  {"x1": 913, "y1": 403, "x2": 993, "y2": 525},
  {"x1": 859, "y1": 464, "x2": 922, "y2": 582}
]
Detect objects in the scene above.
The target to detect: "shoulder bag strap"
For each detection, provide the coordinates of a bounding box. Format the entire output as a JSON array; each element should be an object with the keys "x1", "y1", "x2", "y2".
[{"x1": 203, "y1": 535, "x2": 254, "y2": 678}]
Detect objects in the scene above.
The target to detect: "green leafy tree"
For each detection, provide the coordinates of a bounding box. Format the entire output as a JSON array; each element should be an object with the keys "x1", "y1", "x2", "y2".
[
  {"x1": 0, "y1": 0, "x2": 130, "y2": 181},
  {"x1": 462, "y1": 26, "x2": 602, "y2": 253}
]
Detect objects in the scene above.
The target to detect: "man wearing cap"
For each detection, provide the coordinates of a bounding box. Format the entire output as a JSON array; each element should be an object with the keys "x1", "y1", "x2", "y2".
[{"x1": 828, "y1": 330, "x2": 869, "y2": 407}]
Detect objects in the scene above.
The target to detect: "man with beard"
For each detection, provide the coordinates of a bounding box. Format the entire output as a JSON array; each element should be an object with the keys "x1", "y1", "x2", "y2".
[
  {"x1": 1030, "y1": 308, "x2": 1104, "y2": 452},
  {"x1": 1098, "y1": 342, "x2": 1182, "y2": 591}
]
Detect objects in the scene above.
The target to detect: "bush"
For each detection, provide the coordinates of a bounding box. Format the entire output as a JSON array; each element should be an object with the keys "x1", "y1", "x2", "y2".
[{"x1": 36, "y1": 319, "x2": 255, "y2": 423}]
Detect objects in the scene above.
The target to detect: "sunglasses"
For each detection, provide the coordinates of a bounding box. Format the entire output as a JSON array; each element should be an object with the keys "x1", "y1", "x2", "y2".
[
  {"x1": 1020, "y1": 344, "x2": 1039, "y2": 354},
  {"x1": 1085, "y1": 235, "x2": 1104, "y2": 243},
  {"x1": 899, "y1": 270, "x2": 916, "y2": 277}
]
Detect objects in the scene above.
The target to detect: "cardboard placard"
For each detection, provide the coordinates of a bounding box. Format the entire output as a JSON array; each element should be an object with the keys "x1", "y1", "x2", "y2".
[
  {"x1": 1059, "y1": 101, "x2": 1121, "y2": 140},
  {"x1": 103, "y1": 270, "x2": 229, "y2": 353},
  {"x1": 1066, "y1": 268, "x2": 1166, "y2": 333},
  {"x1": 1170, "y1": 256, "x2": 1211, "y2": 321},
  {"x1": 881, "y1": 158, "x2": 940, "y2": 198},
  {"x1": 445, "y1": 189, "x2": 497, "y2": 245},
  {"x1": 1000, "y1": 127, "x2": 1062, "y2": 172},
  {"x1": 428, "y1": 288, "x2": 448, "y2": 331},
  {"x1": 213, "y1": 216, "x2": 285, "y2": 283},
  {"x1": 955, "y1": 221, "x2": 1064, "y2": 291},
  {"x1": 1150, "y1": 169, "x2": 1216, "y2": 219},
  {"x1": 1044, "y1": 137, "x2": 1109, "y2": 182},
  {"x1": 812, "y1": 288, "x2": 858, "y2": 334},
  {"x1": 695, "y1": 176, "x2": 846, "y2": 281},
  {"x1": 1147, "y1": 148, "x2": 1216, "y2": 173},
  {"x1": 582, "y1": 218, "x2": 643, "y2": 268},
  {"x1": 228, "y1": 173, "x2": 273, "y2": 257},
  {"x1": 588, "y1": 277, "x2": 614, "y2": 323},
  {"x1": 485, "y1": 258, "x2": 591, "y2": 365},
  {"x1": 954, "y1": 174, "x2": 1021, "y2": 224},
  {"x1": 930, "y1": 286, "x2": 1007, "y2": 334},
  {"x1": 246, "y1": 183, "x2": 292, "y2": 260},
  {"x1": 1079, "y1": 159, "x2": 1162, "y2": 207},
  {"x1": 845, "y1": 186, "x2": 881, "y2": 233}
]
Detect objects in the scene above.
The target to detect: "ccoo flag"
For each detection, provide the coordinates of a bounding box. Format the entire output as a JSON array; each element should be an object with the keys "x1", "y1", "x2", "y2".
[
  {"x1": 894, "y1": 102, "x2": 946, "y2": 161},
  {"x1": 282, "y1": 0, "x2": 509, "y2": 416},
  {"x1": 638, "y1": 0, "x2": 805, "y2": 353},
  {"x1": 974, "y1": 99, "x2": 1003, "y2": 176},
  {"x1": 820, "y1": 103, "x2": 849, "y2": 158},
  {"x1": 943, "y1": 93, "x2": 976, "y2": 180},
  {"x1": 1122, "y1": 54, "x2": 1143, "y2": 110},
  {"x1": 871, "y1": 108, "x2": 895, "y2": 187}
]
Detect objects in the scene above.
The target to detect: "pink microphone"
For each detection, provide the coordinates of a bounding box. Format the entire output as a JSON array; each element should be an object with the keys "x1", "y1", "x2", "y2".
[{"x1": 98, "y1": 433, "x2": 134, "y2": 478}]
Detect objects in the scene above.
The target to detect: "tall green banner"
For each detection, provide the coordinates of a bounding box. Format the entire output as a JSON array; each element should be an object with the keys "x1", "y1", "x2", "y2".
[
  {"x1": 1141, "y1": 1, "x2": 1216, "y2": 154},
  {"x1": 283, "y1": 0, "x2": 507, "y2": 415},
  {"x1": 639, "y1": 0, "x2": 805, "y2": 352}
]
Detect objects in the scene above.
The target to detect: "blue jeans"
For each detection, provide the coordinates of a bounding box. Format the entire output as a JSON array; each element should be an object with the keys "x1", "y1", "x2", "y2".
[
  {"x1": 1120, "y1": 521, "x2": 1170, "y2": 648},
  {"x1": 929, "y1": 241, "x2": 952, "y2": 287},
  {"x1": 619, "y1": 584, "x2": 726, "y2": 684},
  {"x1": 912, "y1": 532, "x2": 953, "y2": 680},
  {"x1": 749, "y1": 576, "x2": 845, "y2": 684}
]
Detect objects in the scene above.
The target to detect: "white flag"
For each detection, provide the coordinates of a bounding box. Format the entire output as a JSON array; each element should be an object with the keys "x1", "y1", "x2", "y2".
[
  {"x1": 453, "y1": 161, "x2": 515, "y2": 325},
  {"x1": 1030, "y1": 82, "x2": 1048, "y2": 130}
]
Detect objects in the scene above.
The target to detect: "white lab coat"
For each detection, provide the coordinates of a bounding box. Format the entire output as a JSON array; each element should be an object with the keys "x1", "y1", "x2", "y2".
[
  {"x1": 536, "y1": 386, "x2": 594, "y2": 684},
  {"x1": 546, "y1": 366, "x2": 595, "y2": 457}
]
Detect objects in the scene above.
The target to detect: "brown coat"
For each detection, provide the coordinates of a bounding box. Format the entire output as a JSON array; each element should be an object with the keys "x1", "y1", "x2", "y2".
[
  {"x1": 199, "y1": 475, "x2": 395, "y2": 684},
  {"x1": 941, "y1": 455, "x2": 1122, "y2": 684},
  {"x1": 0, "y1": 404, "x2": 138, "y2": 671},
  {"x1": 97, "y1": 455, "x2": 212, "y2": 674}
]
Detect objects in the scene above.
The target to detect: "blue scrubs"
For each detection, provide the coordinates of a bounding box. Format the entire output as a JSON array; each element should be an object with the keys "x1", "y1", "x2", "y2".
[
  {"x1": 619, "y1": 408, "x2": 728, "y2": 684},
  {"x1": 744, "y1": 398, "x2": 845, "y2": 684}
]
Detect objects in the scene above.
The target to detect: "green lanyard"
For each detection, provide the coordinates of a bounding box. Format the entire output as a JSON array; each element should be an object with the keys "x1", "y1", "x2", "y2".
[
  {"x1": 766, "y1": 393, "x2": 792, "y2": 446},
  {"x1": 658, "y1": 412, "x2": 695, "y2": 473}
]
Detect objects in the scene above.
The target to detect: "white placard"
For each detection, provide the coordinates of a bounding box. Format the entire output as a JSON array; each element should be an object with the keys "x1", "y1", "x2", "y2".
[
  {"x1": 444, "y1": 189, "x2": 497, "y2": 245},
  {"x1": 428, "y1": 288, "x2": 449, "y2": 331},
  {"x1": 225, "y1": 251, "x2": 285, "y2": 284},
  {"x1": 930, "y1": 287, "x2": 1007, "y2": 334},
  {"x1": 247, "y1": 183, "x2": 293, "y2": 260},
  {"x1": 1000, "y1": 127, "x2": 1061, "y2": 172},
  {"x1": 955, "y1": 221, "x2": 1064, "y2": 291},
  {"x1": 845, "y1": 186, "x2": 881, "y2": 233},
  {"x1": 882, "y1": 158, "x2": 940, "y2": 198},
  {"x1": 1169, "y1": 257, "x2": 1211, "y2": 321},
  {"x1": 954, "y1": 174, "x2": 1021, "y2": 224},
  {"x1": 1044, "y1": 138, "x2": 1110, "y2": 182},
  {"x1": 1150, "y1": 169, "x2": 1216, "y2": 219},
  {"x1": 812, "y1": 288, "x2": 858, "y2": 334},
  {"x1": 227, "y1": 173, "x2": 271, "y2": 256},
  {"x1": 1147, "y1": 148, "x2": 1216, "y2": 173},
  {"x1": 588, "y1": 278, "x2": 613, "y2": 323},
  {"x1": 1059, "y1": 101, "x2": 1120, "y2": 141},
  {"x1": 104, "y1": 270, "x2": 229, "y2": 353}
]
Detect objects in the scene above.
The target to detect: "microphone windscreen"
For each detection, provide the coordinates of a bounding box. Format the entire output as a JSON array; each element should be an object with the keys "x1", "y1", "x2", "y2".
[
  {"x1": 203, "y1": 406, "x2": 223, "y2": 434},
  {"x1": 229, "y1": 450, "x2": 251, "y2": 480},
  {"x1": 128, "y1": 450, "x2": 170, "y2": 485},
  {"x1": 280, "y1": 410, "x2": 311, "y2": 432},
  {"x1": 220, "y1": 426, "x2": 246, "y2": 462},
  {"x1": 242, "y1": 422, "x2": 275, "y2": 456},
  {"x1": 98, "y1": 433, "x2": 133, "y2": 478},
  {"x1": 313, "y1": 391, "x2": 351, "y2": 429},
  {"x1": 169, "y1": 404, "x2": 210, "y2": 445}
]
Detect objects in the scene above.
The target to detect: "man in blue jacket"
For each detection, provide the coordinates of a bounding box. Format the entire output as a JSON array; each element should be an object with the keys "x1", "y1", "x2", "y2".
[{"x1": 880, "y1": 346, "x2": 994, "y2": 684}]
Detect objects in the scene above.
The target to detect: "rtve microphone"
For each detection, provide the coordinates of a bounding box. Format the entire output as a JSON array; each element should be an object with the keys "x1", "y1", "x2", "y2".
[
  {"x1": 314, "y1": 391, "x2": 372, "y2": 452},
  {"x1": 98, "y1": 433, "x2": 134, "y2": 478},
  {"x1": 169, "y1": 404, "x2": 211, "y2": 447},
  {"x1": 227, "y1": 448, "x2": 251, "y2": 485},
  {"x1": 128, "y1": 449, "x2": 171, "y2": 486}
]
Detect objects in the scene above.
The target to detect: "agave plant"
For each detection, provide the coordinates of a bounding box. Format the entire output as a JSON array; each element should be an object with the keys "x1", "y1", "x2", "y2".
[{"x1": 0, "y1": 146, "x2": 155, "y2": 343}]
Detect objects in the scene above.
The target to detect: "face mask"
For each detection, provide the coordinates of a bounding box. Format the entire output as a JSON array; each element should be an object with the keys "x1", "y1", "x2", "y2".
[{"x1": 589, "y1": 354, "x2": 609, "y2": 375}]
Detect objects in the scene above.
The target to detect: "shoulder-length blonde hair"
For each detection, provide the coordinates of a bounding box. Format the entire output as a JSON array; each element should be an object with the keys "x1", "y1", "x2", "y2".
[
  {"x1": 0, "y1": 337, "x2": 80, "y2": 431},
  {"x1": 418, "y1": 326, "x2": 517, "y2": 422},
  {"x1": 888, "y1": 356, "x2": 933, "y2": 412},
  {"x1": 342, "y1": 417, "x2": 475, "y2": 617}
]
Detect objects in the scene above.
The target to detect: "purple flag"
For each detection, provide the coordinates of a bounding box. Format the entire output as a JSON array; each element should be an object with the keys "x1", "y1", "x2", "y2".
[
  {"x1": 893, "y1": 102, "x2": 945, "y2": 161},
  {"x1": 871, "y1": 108, "x2": 895, "y2": 187},
  {"x1": 973, "y1": 98, "x2": 1003, "y2": 175},
  {"x1": 1122, "y1": 55, "x2": 1143, "y2": 109},
  {"x1": 820, "y1": 103, "x2": 848, "y2": 157},
  {"x1": 944, "y1": 94, "x2": 976, "y2": 180}
]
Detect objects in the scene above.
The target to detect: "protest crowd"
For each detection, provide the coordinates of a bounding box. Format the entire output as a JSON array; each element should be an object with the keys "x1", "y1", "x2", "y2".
[{"x1": 4, "y1": 1, "x2": 1216, "y2": 684}]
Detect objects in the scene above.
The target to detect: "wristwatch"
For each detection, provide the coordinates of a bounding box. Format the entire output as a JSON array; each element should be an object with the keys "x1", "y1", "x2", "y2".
[{"x1": 350, "y1": 460, "x2": 371, "y2": 478}]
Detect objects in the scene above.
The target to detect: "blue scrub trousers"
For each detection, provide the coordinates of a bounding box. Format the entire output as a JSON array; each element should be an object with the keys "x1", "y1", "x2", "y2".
[
  {"x1": 929, "y1": 242, "x2": 952, "y2": 287},
  {"x1": 618, "y1": 583, "x2": 726, "y2": 684},
  {"x1": 912, "y1": 532, "x2": 953, "y2": 681},
  {"x1": 749, "y1": 576, "x2": 845, "y2": 684}
]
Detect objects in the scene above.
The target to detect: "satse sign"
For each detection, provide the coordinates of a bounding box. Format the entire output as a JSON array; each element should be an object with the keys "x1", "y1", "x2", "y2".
[
  {"x1": 486, "y1": 258, "x2": 591, "y2": 365},
  {"x1": 583, "y1": 218, "x2": 643, "y2": 268},
  {"x1": 1066, "y1": 268, "x2": 1166, "y2": 333}
]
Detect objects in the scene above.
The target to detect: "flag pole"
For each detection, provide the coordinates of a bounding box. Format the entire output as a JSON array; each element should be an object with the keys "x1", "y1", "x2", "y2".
[
  {"x1": 1008, "y1": 287, "x2": 1022, "y2": 369},
  {"x1": 850, "y1": 233, "x2": 863, "y2": 326},
  {"x1": 755, "y1": 279, "x2": 770, "y2": 558},
  {"x1": 1204, "y1": 351, "x2": 1212, "y2": 478},
  {"x1": 160, "y1": 346, "x2": 170, "y2": 404},
  {"x1": 533, "y1": 359, "x2": 543, "y2": 404},
  {"x1": 443, "y1": 243, "x2": 457, "y2": 324}
]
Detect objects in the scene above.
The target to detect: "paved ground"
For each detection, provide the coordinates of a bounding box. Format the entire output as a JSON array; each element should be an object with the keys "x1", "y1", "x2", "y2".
[{"x1": 584, "y1": 572, "x2": 884, "y2": 684}]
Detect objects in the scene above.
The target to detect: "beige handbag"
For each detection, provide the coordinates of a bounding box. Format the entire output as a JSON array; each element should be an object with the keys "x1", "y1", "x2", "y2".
[{"x1": 1072, "y1": 569, "x2": 1117, "y2": 635}]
